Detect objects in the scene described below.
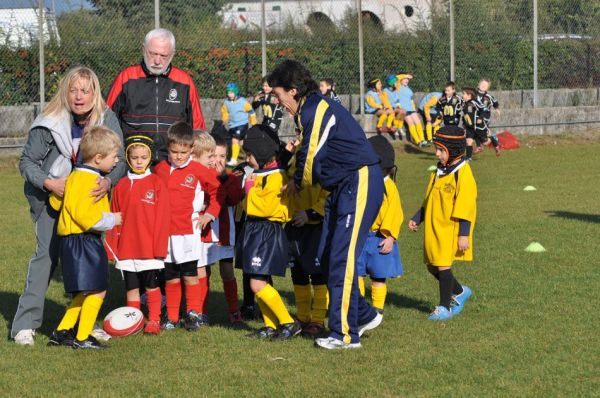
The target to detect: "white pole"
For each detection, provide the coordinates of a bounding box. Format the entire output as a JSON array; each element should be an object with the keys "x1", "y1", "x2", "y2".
[
  {"x1": 38, "y1": 0, "x2": 45, "y2": 109},
  {"x1": 155, "y1": 0, "x2": 160, "y2": 29},
  {"x1": 449, "y1": 0, "x2": 455, "y2": 81},
  {"x1": 357, "y1": 0, "x2": 365, "y2": 116},
  {"x1": 533, "y1": 0, "x2": 538, "y2": 108},
  {"x1": 261, "y1": 0, "x2": 267, "y2": 76}
]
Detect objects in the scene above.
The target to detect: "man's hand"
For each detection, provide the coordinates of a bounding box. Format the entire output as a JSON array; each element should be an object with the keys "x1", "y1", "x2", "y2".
[
  {"x1": 408, "y1": 220, "x2": 419, "y2": 232},
  {"x1": 458, "y1": 236, "x2": 470, "y2": 251},
  {"x1": 43, "y1": 177, "x2": 67, "y2": 197},
  {"x1": 292, "y1": 210, "x2": 309, "y2": 227},
  {"x1": 285, "y1": 139, "x2": 300, "y2": 153},
  {"x1": 378, "y1": 236, "x2": 395, "y2": 254},
  {"x1": 282, "y1": 182, "x2": 299, "y2": 198},
  {"x1": 91, "y1": 177, "x2": 111, "y2": 203}
]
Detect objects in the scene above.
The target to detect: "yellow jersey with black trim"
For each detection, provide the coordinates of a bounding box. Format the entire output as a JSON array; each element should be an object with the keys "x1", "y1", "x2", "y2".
[
  {"x1": 371, "y1": 176, "x2": 403, "y2": 239},
  {"x1": 243, "y1": 168, "x2": 290, "y2": 223},
  {"x1": 422, "y1": 161, "x2": 477, "y2": 266},
  {"x1": 288, "y1": 183, "x2": 329, "y2": 225},
  {"x1": 57, "y1": 167, "x2": 110, "y2": 236}
]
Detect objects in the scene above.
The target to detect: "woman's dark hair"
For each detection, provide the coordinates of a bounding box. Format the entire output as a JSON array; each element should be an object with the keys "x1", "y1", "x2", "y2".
[{"x1": 267, "y1": 60, "x2": 319, "y2": 100}]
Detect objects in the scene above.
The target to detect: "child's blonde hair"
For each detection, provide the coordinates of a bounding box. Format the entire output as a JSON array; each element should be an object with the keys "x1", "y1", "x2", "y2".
[
  {"x1": 80, "y1": 126, "x2": 122, "y2": 163},
  {"x1": 193, "y1": 131, "x2": 216, "y2": 158}
]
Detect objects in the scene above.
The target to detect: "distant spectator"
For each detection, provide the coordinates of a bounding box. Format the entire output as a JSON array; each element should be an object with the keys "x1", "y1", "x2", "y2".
[
  {"x1": 221, "y1": 82, "x2": 256, "y2": 166},
  {"x1": 319, "y1": 78, "x2": 341, "y2": 103}
]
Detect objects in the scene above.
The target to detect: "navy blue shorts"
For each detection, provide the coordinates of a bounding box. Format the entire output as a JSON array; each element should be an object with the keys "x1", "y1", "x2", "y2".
[
  {"x1": 356, "y1": 232, "x2": 403, "y2": 279},
  {"x1": 235, "y1": 219, "x2": 289, "y2": 277},
  {"x1": 60, "y1": 233, "x2": 109, "y2": 293},
  {"x1": 228, "y1": 125, "x2": 248, "y2": 141},
  {"x1": 286, "y1": 223, "x2": 324, "y2": 275}
]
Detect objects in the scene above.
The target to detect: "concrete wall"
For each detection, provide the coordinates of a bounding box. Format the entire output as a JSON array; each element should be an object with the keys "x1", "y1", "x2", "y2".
[{"x1": 2, "y1": 88, "x2": 600, "y2": 139}]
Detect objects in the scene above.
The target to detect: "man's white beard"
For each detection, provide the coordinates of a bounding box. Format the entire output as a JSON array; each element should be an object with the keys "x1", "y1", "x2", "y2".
[{"x1": 143, "y1": 56, "x2": 169, "y2": 75}]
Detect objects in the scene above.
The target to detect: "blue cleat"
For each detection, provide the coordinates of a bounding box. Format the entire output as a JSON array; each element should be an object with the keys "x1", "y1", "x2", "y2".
[
  {"x1": 428, "y1": 305, "x2": 454, "y2": 321},
  {"x1": 451, "y1": 286, "x2": 472, "y2": 315}
]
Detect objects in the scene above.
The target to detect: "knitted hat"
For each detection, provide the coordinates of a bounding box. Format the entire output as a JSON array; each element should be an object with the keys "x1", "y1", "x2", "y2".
[
  {"x1": 125, "y1": 135, "x2": 154, "y2": 173},
  {"x1": 433, "y1": 125, "x2": 466, "y2": 165},
  {"x1": 242, "y1": 125, "x2": 280, "y2": 167},
  {"x1": 368, "y1": 135, "x2": 395, "y2": 170},
  {"x1": 385, "y1": 74, "x2": 397, "y2": 87},
  {"x1": 226, "y1": 82, "x2": 240, "y2": 96}
]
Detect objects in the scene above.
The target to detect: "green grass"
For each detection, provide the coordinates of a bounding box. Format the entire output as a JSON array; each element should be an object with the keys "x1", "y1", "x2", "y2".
[{"x1": 1, "y1": 139, "x2": 599, "y2": 397}]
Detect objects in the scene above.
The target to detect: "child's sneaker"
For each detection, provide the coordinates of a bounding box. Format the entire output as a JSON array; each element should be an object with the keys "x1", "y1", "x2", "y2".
[
  {"x1": 228, "y1": 311, "x2": 244, "y2": 324},
  {"x1": 450, "y1": 286, "x2": 472, "y2": 315},
  {"x1": 494, "y1": 145, "x2": 501, "y2": 156},
  {"x1": 48, "y1": 329, "x2": 75, "y2": 347},
  {"x1": 301, "y1": 322, "x2": 325, "y2": 337},
  {"x1": 358, "y1": 312, "x2": 383, "y2": 337},
  {"x1": 427, "y1": 305, "x2": 454, "y2": 321},
  {"x1": 226, "y1": 159, "x2": 238, "y2": 167},
  {"x1": 161, "y1": 319, "x2": 179, "y2": 331},
  {"x1": 91, "y1": 326, "x2": 112, "y2": 342},
  {"x1": 183, "y1": 311, "x2": 202, "y2": 331},
  {"x1": 72, "y1": 335, "x2": 107, "y2": 350},
  {"x1": 246, "y1": 326, "x2": 276, "y2": 339},
  {"x1": 241, "y1": 304, "x2": 258, "y2": 321},
  {"x1": 14, "y1": 329, "x2": 35, "y2": 346},
  {"x1": 315, "y1": 336, "x2": 362, "y2": 350},
  {"x1": 144, "y1": 320, "x2": 161, "y2": 335},
  {"x1": 272, "y1": 321, "x2": 302, "y2": 340}
]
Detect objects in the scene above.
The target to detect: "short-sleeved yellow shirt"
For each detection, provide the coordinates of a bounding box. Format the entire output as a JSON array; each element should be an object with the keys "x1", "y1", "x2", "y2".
[{"x1": 371, "y1": 176, "x2": 404, "y2": 240}]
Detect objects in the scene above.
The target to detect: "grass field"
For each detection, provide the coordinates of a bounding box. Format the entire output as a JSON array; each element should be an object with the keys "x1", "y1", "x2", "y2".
[{"x1": 0, "y1": 137, "x2": 599, "y2": 397}]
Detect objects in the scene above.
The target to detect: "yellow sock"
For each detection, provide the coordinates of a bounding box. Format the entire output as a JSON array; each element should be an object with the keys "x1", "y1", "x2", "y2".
[
  {"x1": 416, "y1": 123, "x2": 425, "y2": 142},
  {"x1": 312, "y1": 284, "x2": 329, "y2": 325},
  {"x1": 57, "y1": 293, "x2": 85, "y2": 331},
  {"x1": 376, "y1": 114, "x2": 386, "y2": 128},
  {"x1": 256, "y1": 297, "x2": 278, "y2": 329},
  {"x1": 397, "y1": 118, "x2": 404, "y2": 129},
  {"x1": 293, "y1": 284, "x2": 311, "y2": 323},
  {"x1": 386, "y1": 113, "x2": 395, "y2": 128},
  {"x1": 76, "y1": 294, "x2": 104, "y2": 341},
  {"x1": 231, "y1": 143, "x2": 240, "y2": 161},
  {"x1": 255, "y1": 284, "x2": 294, "y2": 325},
  {"x1": 371, "y1": 284, "x2": 388, "y2": 311},
  {"x1": 408, "y1": 124, "x2": 420, "y2": 143},
  {"x1": 426, "y1": 123, "x2": 433, "y2": 141},
  {"x1": 358, "y1": 276, "x2": 366, "y2": 297}
]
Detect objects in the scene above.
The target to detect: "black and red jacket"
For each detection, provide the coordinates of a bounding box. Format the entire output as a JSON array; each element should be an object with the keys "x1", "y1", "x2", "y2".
[{"x1": 107, "y1": 61, "x2": 205, "y2": 161}]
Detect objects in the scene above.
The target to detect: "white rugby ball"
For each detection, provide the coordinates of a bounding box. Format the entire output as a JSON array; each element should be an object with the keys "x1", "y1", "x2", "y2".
[{"x1": 103, "y1": 306, "x2": 145, "y2": 337}]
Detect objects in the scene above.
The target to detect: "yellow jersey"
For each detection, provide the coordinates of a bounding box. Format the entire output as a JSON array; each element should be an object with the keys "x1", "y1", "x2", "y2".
[
  {"x1": 371, "y1": 176, "x2": 403, "y2": 239},
  {"x1": 57, "y1": 167, "x2": 110, "y2": 236},
  {"x1": 288, "y1": 182, "x2": 328, "y2": 225},
  {"x1": 244, "y1": 168, "x2": 290, "y2": 223},
  {"x1": 422, "y1": 162, "x2": 477, "y2": 266}
]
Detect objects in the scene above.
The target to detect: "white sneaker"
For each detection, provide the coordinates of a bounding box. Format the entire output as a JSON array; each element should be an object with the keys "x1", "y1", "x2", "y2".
[
  {"x1": 91, "y1": 326, "x2": 112, "y2": 342},
  {"x1": 226, "y1": 159, "x2": 238, "y2": 167},
  {"x1": 14, "y1": 329, "x2": 35, "y2": 346},
  {"x1": 315, "y1": 336, "x2": 362, "y2": 350},
  {"x1": 358, "y1": 312, "x2": 383, "y2": 337}
]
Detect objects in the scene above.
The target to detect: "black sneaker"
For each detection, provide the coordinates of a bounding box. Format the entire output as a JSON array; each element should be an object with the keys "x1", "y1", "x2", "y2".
[
  {"x1": 72, "y1": 335, "x2": 107, "y2": 350},
  {"x1": 48, "y1": 329, "x2": 75, "y2": 347},
  {"x1": 241, "y1": 305, "x2": 257, "y2": 321},
  {"x1": 246, "y1": 326, "x2": 276, "y2": 339},
  {"x1": 197, "y1": 313, "x2": 210, "y2": 327},
  {"x1": 183, "y1": 310, "x2": 202, "y2": 332},
  {"x1": 272, "y1": 321, "x2": 302, "y2": 341}
]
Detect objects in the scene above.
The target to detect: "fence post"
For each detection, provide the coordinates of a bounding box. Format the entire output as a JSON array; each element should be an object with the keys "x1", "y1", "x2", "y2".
[
  {"x1": 155, "y1": 0, "x2": 160, "y2": 29},
  {"x1": 449, "y1": 0, "x2": 455, "y2": 81},
  {"x1": 38, "y1": 0, "x2": 45, "y2": 109},
  {"x1": 533, "y1": 0, "x2": 538, "y2": 108},
  {"x1": 357, "y1": 0, "x2": 364, "y2": 116},
  {"x1": 261, "y1": 0, "x2": 267, "y2": 77}
]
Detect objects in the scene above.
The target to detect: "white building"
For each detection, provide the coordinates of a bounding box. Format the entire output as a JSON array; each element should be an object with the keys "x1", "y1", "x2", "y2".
[
  {"x1": 0, "y1": 3, "x2": 60, "y2": 49},
  {"x1": 221, "y1": 0, "x2": 433, "y2": 32}
]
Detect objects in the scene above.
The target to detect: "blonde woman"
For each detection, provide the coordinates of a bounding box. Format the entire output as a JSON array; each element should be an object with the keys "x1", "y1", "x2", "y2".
[{"x1": 12, "y1": 66, "x2": 126, "y2": 346}]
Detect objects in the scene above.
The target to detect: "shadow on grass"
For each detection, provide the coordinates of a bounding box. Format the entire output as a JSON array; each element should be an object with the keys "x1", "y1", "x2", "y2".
[
  {"x1": 0, "y1": 291, "x2": 66, "y2": 340},
  {"x1": 385, "y1": 292, "x2": 431, "y2": 314},
  {"x1": 545, "y1": 210, "x2": 600, "y2": 224}
]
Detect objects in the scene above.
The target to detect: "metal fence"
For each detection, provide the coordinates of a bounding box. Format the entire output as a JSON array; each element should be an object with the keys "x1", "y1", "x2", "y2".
[{"x1": 1, "y1": 0, "x2": 600, "y2": 136}]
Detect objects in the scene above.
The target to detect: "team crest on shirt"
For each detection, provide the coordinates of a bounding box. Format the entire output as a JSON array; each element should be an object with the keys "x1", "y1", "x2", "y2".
[
  {"x1": 142, "y1": 189, "x2": 156, "y2": 204},
  {"x1": 314, "y1": 258, "x2": 321, "y2": 267},
  {"x1": 443, "y1": 183, "x2": 455, "y2": 194},
  {"x1": 467, "y1": 105, "x2": 473, "y2": 113},
  {"x1": 181, "y1": 174, "x2": 196, "y2": 188},
  {"x1": 166, "y1": 88, "x2": 181, "y2": 104},
  {"x1": 251, "y1": 257, "x2": 262, "y2": 268}
]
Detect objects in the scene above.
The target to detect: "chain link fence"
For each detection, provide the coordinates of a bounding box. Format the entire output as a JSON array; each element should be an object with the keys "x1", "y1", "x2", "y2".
[{"x1": 1, "y1": 0, "x2": 600, "y2": 139}]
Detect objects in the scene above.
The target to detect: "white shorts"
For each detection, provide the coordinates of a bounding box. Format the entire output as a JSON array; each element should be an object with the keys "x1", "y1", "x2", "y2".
[
  {"x1": 115, "y1": 259, "x2": 164, "y2": 272},
  {"x1": 166, "y1": 233, "x2": 202, "y2": 264}
]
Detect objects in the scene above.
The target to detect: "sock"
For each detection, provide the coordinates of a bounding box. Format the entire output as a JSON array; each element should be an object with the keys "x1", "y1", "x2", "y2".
[
  {"x1": 255, "y1": 284, "x2": 294, "y2": 325},
  {"x1": 293, "y1": 284, "x2": 311, "y2": 323},
  {"x1": 76, "y1": 294, "x2": 104, "y2": 341},
  {"x1": 438, "y1": 269, "x2": 454, "y2": 310},
  {"x1": 466, "y1": 145, "x2": 473, "y2": 159},
  {"x1": 165, "y1": 280, "x2": 182, "y2": 322},
  {"x1": 242, "y1": 274, "x2": 254, "y2": 308},
  {"x1": 145, "y1": 288, "x2": 162, "y2": 322},
  {"x1": 416, "y1": 123, "x2": 425, "y2": 142},
  {"x1": 312, "y1": 284, "x2": 329, "y2": 325},
  {"x1": 197, "y1": 276, "x2": 209, "y2": 314},
  {"x1": 376, "y1": 114, "x2": 386, "y2": 128},
  {"x1": 358, "y1": 276, "x2": 366, "y2": 297},
  {"x1": 231, "y1": 143, "x2": 240, "y2": 161},
  {"x1": 185, "y1": 282, "x2": 202, "y2": 313},
  {"x1": 386, "y1": 113, "x2": 395, "y2": 128},
  {"x1": 371, "y1": 284, "x2": 388, "y2": 311},
  {"x1": 57, "y1": 293, "x2": 85, "y2": 331},
  {"x1": 408, "y1": 124, "x2": 420, "y2": 143},
  {"x1": 453, "y1": 278, "x2": 464, "y2": 295},
  {"x1": 397, "y1": 118, "x2": 404, "y2": 129},
  {"x1": 256, "y1": 297, "x2": 278, "y2": 329},
  {"x1": 490, "y1": 134, "x2": 499, "y2": 147},
  {"x1": 223, "y1": 278, "x2": 239, "y2": 313},
  {"x1": 426, "y1": 123, "x2": 433, "y2": 141},
  {"x1": 127, "y1": 300, "x2": 141, "y2": 310}
]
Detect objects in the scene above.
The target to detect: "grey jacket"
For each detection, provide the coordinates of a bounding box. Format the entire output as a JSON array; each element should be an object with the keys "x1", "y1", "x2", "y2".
[{"x1": 19, "y1": 108, "x2": 127, "y2": 221}]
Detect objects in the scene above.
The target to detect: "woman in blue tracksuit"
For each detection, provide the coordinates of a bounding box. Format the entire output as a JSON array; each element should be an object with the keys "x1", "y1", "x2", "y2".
[{"x1": 268, "y1": 60, "x2": 384, "y2": 350}]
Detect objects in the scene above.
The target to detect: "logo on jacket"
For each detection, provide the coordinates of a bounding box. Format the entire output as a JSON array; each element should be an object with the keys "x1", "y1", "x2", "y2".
[
  {"x1": 142, "y1": 189, "x2": 156, "y2": 204},
  {"x1": 167, "y1": 88, "x2": 181, "y2": 104},
  {"x1": 251, "y1": 256, "x2": 262, "y2": 268},
  {"x1": 182, "y1": 174, "x2": 196, "y2": 188},
  {"x1": 443, "y1": 183, "x2": 455, "y2": 194}
]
